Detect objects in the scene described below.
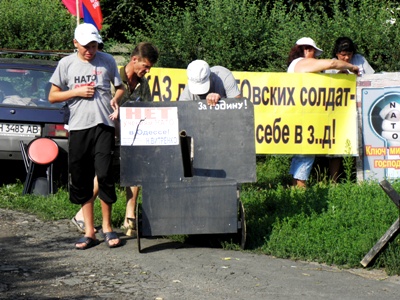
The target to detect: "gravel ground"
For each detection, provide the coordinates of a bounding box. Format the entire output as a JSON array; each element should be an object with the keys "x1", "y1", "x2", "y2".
[{"x1": 1, "y1": 208, "x2": 400, "y2": 300}]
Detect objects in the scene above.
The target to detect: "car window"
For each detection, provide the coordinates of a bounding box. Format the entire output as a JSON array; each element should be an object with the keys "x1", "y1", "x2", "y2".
[{"x1": 0, "y1": 67, "x2": 63, "y2": 108}]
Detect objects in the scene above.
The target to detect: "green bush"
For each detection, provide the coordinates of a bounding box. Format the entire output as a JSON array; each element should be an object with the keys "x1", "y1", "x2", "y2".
[
  {"x1": 126, "y1": 0, "x2": 273, "y2": 70},
  {"x1": 3, "y1": 0, "x2": 400, "y2": 72},
  {"x1": 0, "y1": 0, "x2": 75, "y2": 50},
  {"x1": 129, "y1": 0, "x2": 400, "y2": 72}
]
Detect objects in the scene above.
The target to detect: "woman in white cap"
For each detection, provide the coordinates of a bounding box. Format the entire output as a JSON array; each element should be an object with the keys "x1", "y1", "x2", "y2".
[{"x1": 287, "y1": 37, "x2": 359, "y2": 188}]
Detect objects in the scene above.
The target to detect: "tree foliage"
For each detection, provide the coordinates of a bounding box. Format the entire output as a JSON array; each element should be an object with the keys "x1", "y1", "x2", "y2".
[
  {"x1": 1, "y1": 0, "x2": 400, "y2": 72},
  {"x1": 125, "y1": 0, "x2": 400, "y2": 72},
  {"x1": 0, "y1": 0, "x2": 76, "y2": 50},
  {"x1": 100, "y1": 0, "x2": 157, "y2": 42}
]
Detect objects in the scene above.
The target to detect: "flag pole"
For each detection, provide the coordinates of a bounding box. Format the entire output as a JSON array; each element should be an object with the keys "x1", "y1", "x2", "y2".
[{"x1": 76, "y1": 0, "x2": 80, "y2": 26}]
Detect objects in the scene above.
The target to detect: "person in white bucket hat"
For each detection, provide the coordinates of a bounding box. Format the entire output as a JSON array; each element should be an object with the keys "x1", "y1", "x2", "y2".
[
  {"x1": 295, "y1": 37, "x2": 323, "y2": 57},
  {"x1": 179, "y1": 59, "x2": 242, "y2": 106},
  {"x1": 286, "y1": 37, "x2": 360, "y2": 188}
]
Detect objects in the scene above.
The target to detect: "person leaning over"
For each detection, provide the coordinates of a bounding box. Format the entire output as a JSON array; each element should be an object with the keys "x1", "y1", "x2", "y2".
[
  {"x1": 287, "y1": 37, "x2": 359, "y2": 188},
  {"x1": 179, "y1": 59, "x2": 242, "y2": 105},
  {"x1": 49, "y1": 23, "x2": 125, "y2": 250},
  {"x1": 324, "y1": 37, "x2": 374, "y2": 182},
  {"x1": 325, "y1": 36, "x2": 374, "y2": 75}
]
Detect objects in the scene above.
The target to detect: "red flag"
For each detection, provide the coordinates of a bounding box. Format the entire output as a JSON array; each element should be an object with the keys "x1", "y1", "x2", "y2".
[
  {"x1": 62, "y1": 0, "x2": 83, "y2": 17},
  {"x1": 82, "y1": 0, "x2": 103, "y2": 30}
]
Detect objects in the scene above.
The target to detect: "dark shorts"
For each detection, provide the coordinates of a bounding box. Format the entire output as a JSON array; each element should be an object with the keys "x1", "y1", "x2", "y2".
[{"x1": 68, "y1": 124, "x2": 117, "y2": 205}]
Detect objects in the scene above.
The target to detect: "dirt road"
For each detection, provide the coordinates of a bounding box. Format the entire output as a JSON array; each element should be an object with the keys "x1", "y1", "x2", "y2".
[{"x1": 1, "y1": 208, "x2": 400, "y2": 300}]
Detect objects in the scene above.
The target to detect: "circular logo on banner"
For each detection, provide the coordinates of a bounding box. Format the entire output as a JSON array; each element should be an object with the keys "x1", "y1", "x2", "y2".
[{"x1": 369, "y1": 92, "x2": 400, "y2": 147}]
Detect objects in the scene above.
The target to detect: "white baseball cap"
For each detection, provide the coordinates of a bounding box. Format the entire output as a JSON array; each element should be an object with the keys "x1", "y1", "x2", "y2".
[
  {"x1": 296, "y1": 37, "x2": 323, "y2": 57},
  {"x1": 186, "y1": 60, "x2": 211, "y2": 95},
  {"x1": 74, "y1": 23, "x2": 102, "y2": 46}
]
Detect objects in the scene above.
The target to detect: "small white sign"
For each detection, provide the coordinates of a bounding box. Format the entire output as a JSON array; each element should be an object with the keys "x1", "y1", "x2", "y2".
[{"x1": 120, "y1": 107, "x2": 179, "y2": 146}]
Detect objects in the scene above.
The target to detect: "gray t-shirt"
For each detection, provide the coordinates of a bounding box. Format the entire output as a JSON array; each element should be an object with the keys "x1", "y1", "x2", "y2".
[
  {"x1": 179, "y1": 66, "x2": 240, "y2": 101},
  {"x1": 50, "y1": 52, "x2": 122, "y2": 131}
]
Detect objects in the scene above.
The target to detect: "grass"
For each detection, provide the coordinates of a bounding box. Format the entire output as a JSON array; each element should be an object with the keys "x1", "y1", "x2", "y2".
[
  {"x1": 0, "y1": 180, "x2": 129, "y2": 226},
  {"x1": 258, "y1": 183, "x2": 398, "y2": 266},
  {"x1": 240, "y1": 156, "x2": 400, "y2": 275},
  {"x1": 1, "y1": 156, "x2": 400, "y2": 275}
]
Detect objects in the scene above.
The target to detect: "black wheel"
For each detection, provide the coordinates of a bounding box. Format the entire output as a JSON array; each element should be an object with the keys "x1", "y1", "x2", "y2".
[
  {"x1": 136, "y1": 201, "x2": 142, "y2": 253},
  {"x1": 238, "y1": 200, "x2": 247, "y2": 250}
]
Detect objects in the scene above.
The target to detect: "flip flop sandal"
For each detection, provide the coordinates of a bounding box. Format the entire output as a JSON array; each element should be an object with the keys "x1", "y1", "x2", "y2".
[
  {"x1": 121, "y1": 218, "x2": 136, "y2": 237},
  {"x1": 71, "y1": 217, "x2": 99, "y2": 234},
  {"x1": 71, "y1": 217, "x2": 85, "y2": 234},
  {"x1": 103, "y1": 231, "x2": 121, "y2": 248},
  {"x1": 75, "y1": 236, "x2": 99, "y2": 250}
]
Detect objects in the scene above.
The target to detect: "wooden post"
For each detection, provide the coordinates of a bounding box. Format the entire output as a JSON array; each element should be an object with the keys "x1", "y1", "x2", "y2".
[
  {"x1": 379, "y1": 180, "x2": 400, "y2": 207},
  {"x1": 360, "y1": 218, "x2": 399, "y2": 267},
  {"x1": 360, "y1": 180, "x2": 400, "y2": 267}
]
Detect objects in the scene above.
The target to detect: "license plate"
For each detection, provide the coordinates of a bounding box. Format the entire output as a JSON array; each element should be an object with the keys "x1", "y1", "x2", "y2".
[{"x1": 0, "y1": 123, "x2": 41, "y2": 136}]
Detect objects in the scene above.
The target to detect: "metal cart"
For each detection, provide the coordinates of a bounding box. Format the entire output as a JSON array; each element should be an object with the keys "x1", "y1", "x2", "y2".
[{"x1": 120, "y1": 99, "x2": 256, "y2": 252}]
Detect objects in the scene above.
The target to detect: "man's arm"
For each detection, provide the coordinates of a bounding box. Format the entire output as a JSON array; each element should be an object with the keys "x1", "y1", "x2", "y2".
[
  {"x1": 112, "y1": 84, "x2": 126, "y2": 106},
  {"x1": 48, "y1": 84, "x2": 96, "y2": 104},
  {"x1": 109, "y1": 84, "x2": 126, "y2": 120},
  {"x1": 295, "y1": 58, "x2": 359, "y2": 74}
]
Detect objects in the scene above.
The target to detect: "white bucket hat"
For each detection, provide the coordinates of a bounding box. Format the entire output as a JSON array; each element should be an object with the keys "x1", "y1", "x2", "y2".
[{"x1": 296, "y1": 37, "x2": 323, "y2": 57}]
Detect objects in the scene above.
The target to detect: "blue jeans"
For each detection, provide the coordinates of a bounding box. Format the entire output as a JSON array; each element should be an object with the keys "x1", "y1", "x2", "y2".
[{"x1": 289, "y1": 155, "x2": 315, "y2": 181}]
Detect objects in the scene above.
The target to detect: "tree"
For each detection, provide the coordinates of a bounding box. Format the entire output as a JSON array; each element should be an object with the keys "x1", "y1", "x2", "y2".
[
  {"x1": 100, "y1": 0, "x2": 158, "y2": 43},
  {"x1": 124, "y1": 0, "x2": 400, "y2": 72},
  {"x1": 0, "y1": 0, "x2": 75, "y2": 51}
]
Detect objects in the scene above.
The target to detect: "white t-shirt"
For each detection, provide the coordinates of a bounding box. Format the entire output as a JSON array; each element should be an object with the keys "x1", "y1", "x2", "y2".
[
  {"x1": 287, "y1": 57, "x2": 304, "y2": 73},
  {"x1": 325, "y1": 54, "x2": 374, "y2": 74}
]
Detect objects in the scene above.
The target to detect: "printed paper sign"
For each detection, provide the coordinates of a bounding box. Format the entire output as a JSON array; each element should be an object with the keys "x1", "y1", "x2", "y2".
[{"x1": 120, "y1": 107, "x2": 179, "y2": 146}]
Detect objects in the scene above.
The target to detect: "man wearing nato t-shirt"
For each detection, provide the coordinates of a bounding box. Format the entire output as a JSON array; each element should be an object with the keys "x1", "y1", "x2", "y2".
[{"x1": 179, "y1": 60, "x2": 242, "y2": 106}]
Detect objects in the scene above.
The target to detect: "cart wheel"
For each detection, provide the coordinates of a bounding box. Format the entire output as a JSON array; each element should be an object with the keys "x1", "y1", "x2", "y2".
[
  {"x1": 136, "y1": 201, "x2": 142, "y2": 253},
  {"x1": 238, "y1": 200, "x2": 247, "y2": 249}
]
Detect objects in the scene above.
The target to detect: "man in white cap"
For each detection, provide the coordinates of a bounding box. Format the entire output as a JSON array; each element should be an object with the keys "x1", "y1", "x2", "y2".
[
  {"x1": 287, "y1": 37, "x2": 359, "y2": 188},
  {"x1": 179, "y1": 60, "x2": 241, "y2": 105},
  {"x1": 49, "y1": 23, "x2": 126, "y2": 249}
]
